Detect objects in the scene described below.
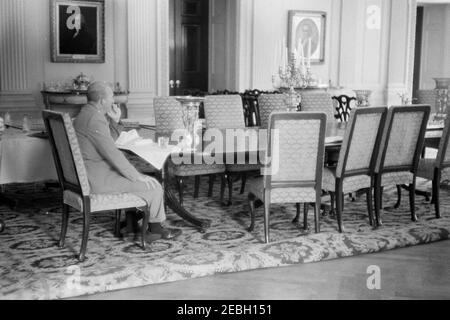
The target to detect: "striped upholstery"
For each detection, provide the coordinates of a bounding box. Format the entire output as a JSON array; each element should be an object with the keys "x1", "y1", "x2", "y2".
[
  {"x1": 300, "y1": 91, "x2": 335, "y2": 122},
  {"x1": 258, "y1": 94, "x2": 287, "y2": 129},
  {"x1": 47, "y1": 112, "x2": 90, "y2": 196}
]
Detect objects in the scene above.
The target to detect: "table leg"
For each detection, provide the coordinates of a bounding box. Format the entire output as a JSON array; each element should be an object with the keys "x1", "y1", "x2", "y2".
[{"x1": 162, "y1": 162, "x2": 211, "y2": 231}]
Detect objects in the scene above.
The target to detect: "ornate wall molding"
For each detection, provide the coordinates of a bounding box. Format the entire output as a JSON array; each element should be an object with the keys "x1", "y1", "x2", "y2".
[
  {"x1": 0, "y1": 0, "x2": 35, "y2": 110},
  {"x1": 126, "y1": 0, "x2": 169, "y2": 118}
]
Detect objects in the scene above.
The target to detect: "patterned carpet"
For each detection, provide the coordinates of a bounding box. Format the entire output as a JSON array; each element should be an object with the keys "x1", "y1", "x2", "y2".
[{"x1": 0, "y1": 178, "x2": 449, "y2": 300}]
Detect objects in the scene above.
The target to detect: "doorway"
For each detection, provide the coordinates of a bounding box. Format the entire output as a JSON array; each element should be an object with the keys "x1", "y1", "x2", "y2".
[
  {"x1": 412, "y1": 6, "x2": 424, "y2": 99},
  {"x1": 169, "y1": 0, "x2": 209, "y2": 96}
]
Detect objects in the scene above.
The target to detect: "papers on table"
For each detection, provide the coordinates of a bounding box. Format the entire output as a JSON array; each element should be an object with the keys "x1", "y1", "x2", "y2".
[
  {"x1": 325, "y1": 136, "x2": 343, "y2": 144},
  {"x1": 116, "y1": 130, "x2": 176, "y2": 170},
  {"x1": 115, "y1": 130, "x2": 141, "y2": 146}
]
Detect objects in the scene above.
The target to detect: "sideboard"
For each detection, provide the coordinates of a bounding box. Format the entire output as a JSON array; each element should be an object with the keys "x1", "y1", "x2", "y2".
[{"x1": 41, "y1": 90, "x2": 129, "y2": 118}]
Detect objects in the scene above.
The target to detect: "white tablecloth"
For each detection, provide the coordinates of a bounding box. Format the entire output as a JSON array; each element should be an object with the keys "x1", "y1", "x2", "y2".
[{"x1": 0, "y1": 130, "x2": 57, "y2": 184}]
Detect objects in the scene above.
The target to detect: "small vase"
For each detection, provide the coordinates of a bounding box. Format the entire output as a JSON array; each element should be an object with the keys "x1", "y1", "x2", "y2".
[
  {"x1": 354, "y1": 90, "x2": 372, "y2": 108},
  {"x1": 433, "y1": 78, "x2": 450, "y2": 119},
  {"x1": 283, "y1": 87, "x2": 301, "y2": 112}
]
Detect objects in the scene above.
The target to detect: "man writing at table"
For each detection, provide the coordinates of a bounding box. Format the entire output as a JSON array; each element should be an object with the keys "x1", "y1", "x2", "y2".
[{"x1": 74, "y1": 82, "x2": 181, "y2": 241}]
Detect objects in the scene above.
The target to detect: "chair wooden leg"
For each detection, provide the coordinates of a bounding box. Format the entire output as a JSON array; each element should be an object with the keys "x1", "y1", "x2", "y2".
[
  {"x1": 208, "y1": 174, "x2": 216, "y2": 197},
  {"x1": 329, "y1": 192, "x2": 336, "y2": 217},
  {"x1": 78, "y1": 208, "x2": 90, "y2": 262},
  {"x1": 220, "y1": 174, "x2": 226, "y2": 204},
  {"x1": 335, "y1": 179, "x2": 343, "y2": 233},
  {"x1": 58, "y1": 203, "x2": 69, "y2": 248},
  {"x1": 366, "y1": 188, "x2": 374, "y2": 227},
  {"x1": 374, "y1": 176, "x2": 383, "y2": 227},
  {"x1": 409, "y1": 180, "x2": 418, "y2": 222},
  {"x1": 141, "y1": 208, "x2": 150, "y2": 250},
  {"x1": 303, "y1": 203, "x2": 309, "y2": 231},
  {"x1": 433, "y1": 169, "x2": 441, "y2": 219},
  {"x1": 247, "y1": 193, "x2": 256, "y2": 232},
  {"x1": 292, "y1": 203, "x2": 301, "y2": 224},
  {"x1": 177, "y1": 177, "x2": 184, "y2": 207},
  {"x1": 194, "y1": 176, "x2": 200, "y2": 198},
  {"x1": 263, "y1": 191, "x2": 270, "y2": 243},
  {"x1": 240, "y1": 172, "x2": 247, "y2": 194},
  {"x1": 227, "y1": 173, "x2": 234, "y2": 206},
  {"x1": 394, "y1": 185, "x2": 402, "y2": 209},
  {"x1": 114, "y1": 210, "x2": 121, "y2": 238},
  {"x1": 315, "y1": 193, "x2": 321, "y2": 233}
]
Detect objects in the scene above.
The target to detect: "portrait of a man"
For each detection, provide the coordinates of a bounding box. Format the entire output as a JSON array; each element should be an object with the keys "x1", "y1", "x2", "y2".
[
  {"x1": 51, "y1": 0, "x2": 105, "y2": 63},
  {"x1": 288, "y1": 11, "x2": 326, "y2": 63}
]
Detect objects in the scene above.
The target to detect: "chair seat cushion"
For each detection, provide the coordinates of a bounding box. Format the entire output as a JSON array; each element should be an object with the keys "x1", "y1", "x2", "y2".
[
  {"x1": 226, "y1": 164, "x2": 262, "y2": 172},
  {"x1": 64, "y1": 190, "x2": 147, "y2": 213},
  {"x1": 247, "y1": 177, "x2": 317, "y2": 204},
  {"x1": 380, "y1": 171, "x2": 414, "y2": 186},
  {"x1": 322, "y1": 167, "x2": 371, "y2": 194},
  {"x1": 168, "y1": 162, "x2": 225, "y2": 177}
]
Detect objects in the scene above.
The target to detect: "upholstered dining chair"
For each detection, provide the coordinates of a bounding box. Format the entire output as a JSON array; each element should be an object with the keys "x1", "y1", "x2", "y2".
[
  {"x1": 153, "y1": 97, "x2": 226, "y2": 206},
  {"x1": 247, "y1": 112, "x2": 327, "y2": 243},
  {"x1": 416, "y1": 114, "x2": 450, "y2": 218},
  {"x1": 300, "y1": 91, "x2": 336, "y2": 122},
  {"x1": 258, "y1": 94, "x2": 288, "y2": 129},
  {"x1": 322, "y1": 107, "x2": 388, "y2": 232},
  {"x1": 42, "y1": 110, "x2": 149, "y2": 262},
  {"x1": 203, "y1": 95, "x2": 262, "y2": 205},
  {"x1": 373, "y1": 105, "x2": 431, "y2": 226}
]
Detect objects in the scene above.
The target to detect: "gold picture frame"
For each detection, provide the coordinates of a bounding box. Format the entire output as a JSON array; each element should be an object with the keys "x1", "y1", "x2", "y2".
[
  {"x1": 51, "y1": 0, "x2": 105, "y2": 63},
  {"x1": 288, "y1": 10, "x2": 326, "y2": 64}
]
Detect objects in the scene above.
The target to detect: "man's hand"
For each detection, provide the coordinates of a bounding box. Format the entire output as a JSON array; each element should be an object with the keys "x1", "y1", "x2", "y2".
[
  {"x1": 107, "y1": 104, "x2": 122, "y2": 123},
  {"x1": 137, "y1": 175, "x2": 160, "y2": 190}
]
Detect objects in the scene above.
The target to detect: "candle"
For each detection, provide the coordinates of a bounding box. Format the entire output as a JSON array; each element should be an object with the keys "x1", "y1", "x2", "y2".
[
  {"x1": 274, "y1": 39, "x2": 279, "y2": 73},
  {"x1": 308, "y1": 38, "x2": 312, "y2": 68},
  {"x1": 284, "y1": 47, "x2": 288, "y2": 68}
]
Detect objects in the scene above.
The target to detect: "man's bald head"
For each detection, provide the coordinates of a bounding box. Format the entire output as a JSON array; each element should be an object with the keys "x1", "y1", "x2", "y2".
[{"x1": 87, "y1": 82, "x2": 113, "y2": 103}]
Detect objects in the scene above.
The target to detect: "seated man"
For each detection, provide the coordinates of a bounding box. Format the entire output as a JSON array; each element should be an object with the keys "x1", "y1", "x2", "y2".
[{"x1": 73, "y1": 82, "x2": 181, "y2": 241}]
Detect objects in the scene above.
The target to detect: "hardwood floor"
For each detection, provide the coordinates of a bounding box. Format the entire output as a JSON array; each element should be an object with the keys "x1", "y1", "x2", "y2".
[{"x1": 72, "y1": 240, "x2": 450, "y2": 300}]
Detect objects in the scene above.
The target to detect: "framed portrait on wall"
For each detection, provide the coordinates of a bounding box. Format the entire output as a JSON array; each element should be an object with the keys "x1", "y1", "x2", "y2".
[
  {"x1": 50, "y1": 0, "x2": 105, "y2": 63},
  {"x1": 288, "y1": 10, "x2": 326, "y2": 64}
]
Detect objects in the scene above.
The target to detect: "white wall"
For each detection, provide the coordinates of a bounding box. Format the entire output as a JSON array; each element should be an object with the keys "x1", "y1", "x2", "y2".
[
  {"x1": 0, "y1": 0, "x2": 424, "y2": 116},
  {"x1": 420, "y1": 3, "x2": 450, "y2": 89},
  {"x1": 0, "y1": 0, "x2": 128, "y2": 113},
  {"x1": 234, "y1": 0, "x2": 339, "y2": 91}
]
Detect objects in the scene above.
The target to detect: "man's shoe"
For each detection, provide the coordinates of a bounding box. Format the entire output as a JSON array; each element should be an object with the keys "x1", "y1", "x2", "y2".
[
  {"x1": 159, "y1": 228, "x2": 182, "y2": 240},
  {"x1": 144, "y1": 231, "x2": 162, "y2": 243},
  {"x1": 149, "y1": 225, "x2": 182, "y2": 240}
]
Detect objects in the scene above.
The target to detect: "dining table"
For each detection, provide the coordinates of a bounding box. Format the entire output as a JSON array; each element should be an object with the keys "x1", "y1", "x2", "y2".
[
  {"x1": 0, "y1": 118, "x2": 443, "y2": 235},
  {"x1": 0, "y1": 126, "x2": 58, "y2": 233},
  {"x1": 160, "y1": 119, "x2": 444, "y2": 232}
]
